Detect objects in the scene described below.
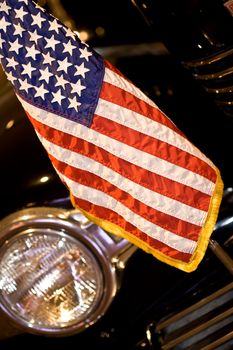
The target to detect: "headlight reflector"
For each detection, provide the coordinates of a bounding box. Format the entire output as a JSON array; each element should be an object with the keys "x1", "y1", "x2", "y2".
[{"x1": 0, "y1": 228, "x2": 104, "y2": 333}]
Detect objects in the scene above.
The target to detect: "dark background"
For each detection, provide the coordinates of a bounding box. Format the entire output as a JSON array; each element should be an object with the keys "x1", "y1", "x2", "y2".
[{"x1": 1, "y1": 1, "x2": 233, "y2": 348}]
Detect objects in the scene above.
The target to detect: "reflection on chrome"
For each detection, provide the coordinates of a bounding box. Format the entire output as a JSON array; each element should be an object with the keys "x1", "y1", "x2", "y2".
[
  {"x1": 205, "y1": 85, "x2": 233, "y2": 94},
  {"x1": 40, "y1": 176, "x2": 49, "y2": 183},
  {"x1": 183, "y1": 48, "x2": 233, "y2": 68},
  {"x1": 0, "y1": 231, "x2": 103, "y2": 329},
  {"x1": 5, "y1": 119, "x2": 15, "y2": 130},
  {"x1": 193, "y1": 67, "x2": 233, "y2": 81},
  {"x1": 0, "y1": 207, "x2": 136, "y2": 335}
]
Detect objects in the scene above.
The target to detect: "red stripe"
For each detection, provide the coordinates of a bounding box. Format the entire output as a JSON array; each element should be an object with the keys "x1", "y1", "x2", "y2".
[
  {"x1": 50, "y1": 154, "x2": 201, "y2": 240},
  {"x1": 72, "y1": 195, "x2": 192, "y2": 263},
  {"x1": 26, "y1": 111, "x2": 211, "y2": 212},
  {"x1": 92, "y1": 114, "x2": 216, "y2": 182},
  {"x1": 105, "y1": 59, "x2": 130, "y2": 79},
  {"x1": 104, "y1": 60, "x2": 185, "y2": 136}
]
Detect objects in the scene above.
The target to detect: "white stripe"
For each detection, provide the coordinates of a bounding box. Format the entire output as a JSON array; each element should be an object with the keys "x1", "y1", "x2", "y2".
[
  {"x1": 57, "y1": 171, "x2": 197, "y2": 254},
  {"x1": 104, "y1": 67, "x2": 214, "y2": 167},
  {"x1": 36, "y1": 134, "x2": 207, "y2": 226},
  {"x1": 96, "y1": 97, "x2": 213, "y2": 168},
  {"x1": 19, "y1": 98, "x2": 214, "y2": 195},
  {"x1": 18, "y1": 96, "x2": 214, "y2": 195},
  {"x1": 104, "y1": 67, "x2": 159, "y2": 108}
]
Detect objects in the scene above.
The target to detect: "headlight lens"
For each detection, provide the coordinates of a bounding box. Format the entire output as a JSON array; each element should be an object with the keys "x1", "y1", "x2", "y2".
[{"x1": 0, "y1": 229, "x2": 104, "y2": 332}]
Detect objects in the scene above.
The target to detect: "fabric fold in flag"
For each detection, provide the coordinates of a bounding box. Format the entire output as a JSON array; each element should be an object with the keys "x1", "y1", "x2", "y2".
[{"x1": 0, "y1": 0, "x2": 223, "y2": 272}]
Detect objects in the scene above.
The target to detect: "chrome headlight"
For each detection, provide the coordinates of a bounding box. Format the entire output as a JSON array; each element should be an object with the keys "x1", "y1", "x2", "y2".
[{"x1": 0, "y1": 207, "x2": 135, "y2": 336}]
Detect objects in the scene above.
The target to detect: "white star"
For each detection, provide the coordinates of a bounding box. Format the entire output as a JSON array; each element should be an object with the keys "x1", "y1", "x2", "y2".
[
  {"x1": 45, "y1": 35, "x2": 60, "y2": 50},
  {"x1": 19, "y1": 78, "x2": 32, "y2": 93},
  {"x1": 42, "y1": 52, "x2": 55, "y2": 65},
  {"x1": 57, "y1": 57, "x2": 72, "y2": 73},
  {"x1": 79, "y1": 47, "x2": 92, "y2": 61},
  {"x1": 6, "y1": 71, "x2": 17, "y2": 84},
  {"x1": 65, "y1": 28, "x2": 77, "y2": 40},
  {"x1": 62, "y1": 40, "x2": 76, "y2": 55},
  {"x1": 9, "y1": 38, "x2": 23, "y2": 54},
  {"x1": 0, "y1": 17, "x2": 11, "y2": 32},
  {"x1": 25, "y1": 44, "x2": 40, "y2": 60},
  {"x1": 39, "y1": 67, "x2": 53, "y2": 83},
  {"x1": 68, "y1": 96, "x2": 81, "y2": 112},
  {"x1": 70, "y1": 79, "x2": 86, "y2": 96},
  {"x1": 74, "y1": 62, "x2": 90, "y2": 78},
  {"x1": 14, "y1": 7, "x2": 27, "y2": 20},
  {"x1": 0, "y1": 2, "x2": 11, "y2": 14},
  {"x1": 29, "y1": 29, "x2": 42, "y2": 43},
  {"x1": 34, "y1": 83, "x2": 49, "y2": 99},
  {"x1": 6, "y1": 57, "x2": 18, "y2": 69},
  {"x1": 13, "y1": 23, "x2": 25, "y2": 37},
  {"x1": 51, "y1": 89, "x2": 66, "y2": 104},
  {"x1": 21, "y1": 62, "x2": 36, "y2": 77},
  {"x1": 31, "y1": 12, "x2": 46, "y2": 27},
  {"x1": 55, "y1": 74, "x2": 69, "y2": 89},
  {"x1": 49, "y1": 19, "x2": 62, "y2": 34}
]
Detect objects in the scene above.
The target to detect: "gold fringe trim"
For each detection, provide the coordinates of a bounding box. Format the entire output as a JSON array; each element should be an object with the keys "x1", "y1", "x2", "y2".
[
  {"x1": 184, "y1": 167, "x2": 224, "y2": 272},
  {"x1": 70, "y1": 167, "x2": 224, "y2": 272}
]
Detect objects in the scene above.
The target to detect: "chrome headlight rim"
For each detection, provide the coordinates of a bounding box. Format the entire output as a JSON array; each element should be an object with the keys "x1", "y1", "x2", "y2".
[{"x1": 0, "y1": 207, "x2": 118, "y2": 336}]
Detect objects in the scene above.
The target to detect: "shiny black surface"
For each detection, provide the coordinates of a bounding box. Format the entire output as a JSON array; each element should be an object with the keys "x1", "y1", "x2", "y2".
[
  {"x1": 133, "y1": 0, "x2": 233, "y2": 60},
  {"x1": 58, "y1": 0, "x2": 154, "y2": 46},
  {"x1": 133, "y1": 0, "x2": 233, "y2": 118},
  {"x1": 1, "y1": 238, "x2": 232, "y2": 349},
  {"x1": 0, "y1": 73, "x2": 70, "y2": 219},
  {"x1": 0, "y1": 1, "x2": 233, "y2": 349}
]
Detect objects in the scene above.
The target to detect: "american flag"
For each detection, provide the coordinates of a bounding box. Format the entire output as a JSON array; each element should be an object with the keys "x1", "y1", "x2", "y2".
[{"x1": 0, "y1": 0, "x2": 223, "y2": 272}]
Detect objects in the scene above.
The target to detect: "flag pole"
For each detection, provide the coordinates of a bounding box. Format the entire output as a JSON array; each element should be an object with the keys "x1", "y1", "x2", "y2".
[{"x1": 209, "y1": 239, "x2": 233, "y2": 275}]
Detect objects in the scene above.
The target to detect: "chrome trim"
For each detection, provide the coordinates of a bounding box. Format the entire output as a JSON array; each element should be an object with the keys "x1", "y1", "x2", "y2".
[
  {"x1": 157, "y1": 282, "x2": 233, "y2": 331},
  {"x1": 157, "y1": 282, "x2": 233, "y2": 350},
  {"x1": 0, "y1": 311, "x2": 22, "y2": 340},
  {"x1": 216, "y1": 100, "x2": 233, "y2": 105},
  {"x1": 201, "y1": 331, "x2": 233, "y2": 350},
  {"x1": 183, "y1": 47, "x2": 233, "y2": 68},
  {"x1": 68, "y1": 209, "x2": 137, "y2": 267},
  {"x1": 162, "y1": 307, "x2": 233, "y2": 350},
  {"x1": 193, "y1": 66, "x2": 233, "y2": 81},
  {"x1": 209, "y1": 239, "x2": 233, "y2": 275},
  {"x1": 205, "y1": 85, "x2": 233, "y2": 94},
  {"x1": 0, "y1": 207, "x2": 136, "y2": 336},
  {"x1": 214, "y1": 215, "x2": 233, "y2": 231}
]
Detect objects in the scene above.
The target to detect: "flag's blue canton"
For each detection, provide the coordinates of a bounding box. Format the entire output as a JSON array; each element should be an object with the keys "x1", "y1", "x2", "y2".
[{"x1": 0, "y1": 0, "x2": 104, "y2": 127}]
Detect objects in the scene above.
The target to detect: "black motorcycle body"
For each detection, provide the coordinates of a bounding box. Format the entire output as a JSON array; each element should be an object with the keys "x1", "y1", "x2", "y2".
[{"x1": 0, "y1": 1, "x2": 233, "y2": 349}]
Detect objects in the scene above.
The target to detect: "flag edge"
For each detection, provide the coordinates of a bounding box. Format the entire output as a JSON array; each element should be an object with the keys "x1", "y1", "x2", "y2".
[{"x1": 70, "y1": 167, "x2": 223, "y2": 272}]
